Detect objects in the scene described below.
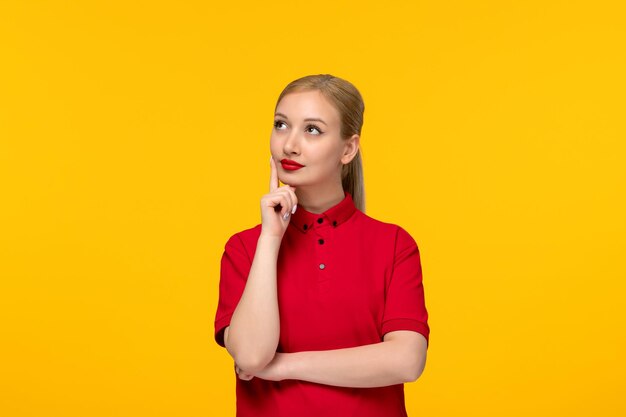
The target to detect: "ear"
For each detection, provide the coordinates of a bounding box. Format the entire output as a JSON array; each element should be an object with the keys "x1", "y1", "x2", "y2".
[{"x1": 341, "y1": 134, "x2": 360, "y2": 164}]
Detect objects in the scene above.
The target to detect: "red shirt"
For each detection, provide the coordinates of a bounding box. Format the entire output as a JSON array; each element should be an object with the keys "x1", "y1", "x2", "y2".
[{"x1": 214, "y1": 191, "x2": 430, "y2": 417}]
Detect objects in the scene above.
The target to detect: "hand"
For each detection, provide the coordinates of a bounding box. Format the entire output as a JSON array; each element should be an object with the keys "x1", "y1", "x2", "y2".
[
  {"x1": 249, "y1": 352, "x2": 290, "y2": 382},
  {"x1": 260, "y1": 156, "x2": 298, "y2": 238},
  {"x1": 234, "y1": 362, "x2": 255, "y2": 381}
]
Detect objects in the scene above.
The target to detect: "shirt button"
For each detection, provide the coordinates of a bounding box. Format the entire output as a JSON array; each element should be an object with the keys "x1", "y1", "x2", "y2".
[
  {"x1": 332, "y1": 220, "x2": 337, "y2": 227},
  {"x1": 319, "y1": 263, "x2": 326, "y2": 270},
  {"x1": 318, "y1": 239, "x2": 324, "y2": 244},
  {"x1": 303, "y1": 224, "x2": 308, "y2": 230},
  {"x1": 317, "y1": 218, "x2": 323, "y2": 224}
]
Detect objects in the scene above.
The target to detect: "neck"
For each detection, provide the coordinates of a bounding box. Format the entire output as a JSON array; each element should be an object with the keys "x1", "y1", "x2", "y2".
[{"x1": 294, "y1": 182, "x2": 345, "y2": 214}]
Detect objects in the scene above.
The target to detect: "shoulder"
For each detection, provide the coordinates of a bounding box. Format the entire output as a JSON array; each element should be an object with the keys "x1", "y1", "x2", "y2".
[
  {"x1": 356, "y1": 211, "x2": 416, "y2": 240},
  {"x1": 223, "y1": 223, "x2": 263, "y2": 258},
  {"x1": 355, "y1": 211, "x2": 418, "y2": 253}
]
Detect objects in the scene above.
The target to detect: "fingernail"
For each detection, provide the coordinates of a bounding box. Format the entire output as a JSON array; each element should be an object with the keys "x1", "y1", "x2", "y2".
[
  {"x1": 283, "y1": 212, "x2": 290, "y2": 220},
  {"x1": 291, "y1": 204, "x2": 297, "y2": 214}
]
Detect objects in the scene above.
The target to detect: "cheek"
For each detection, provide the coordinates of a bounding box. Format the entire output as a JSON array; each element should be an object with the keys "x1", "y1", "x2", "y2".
[
  {"x1": 325, "y1": 145, "x2": 345, "y2": 165},
  {"x1": 269, "y1": 135, "x2": 281, "y2": 154}
]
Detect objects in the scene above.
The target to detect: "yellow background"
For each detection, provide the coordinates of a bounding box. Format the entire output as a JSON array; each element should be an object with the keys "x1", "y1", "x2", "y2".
[{"x1": 1, "y1": 1, "x2": 624, "y2": 416}]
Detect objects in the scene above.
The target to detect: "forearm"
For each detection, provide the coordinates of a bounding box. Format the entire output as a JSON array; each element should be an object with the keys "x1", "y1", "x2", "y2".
[
  {"x1": 227, "y1": 233, "x2": 282, "y2": 373},
  {"x1": 286, "y1": 340, "x2": 416, "y2": 388}
]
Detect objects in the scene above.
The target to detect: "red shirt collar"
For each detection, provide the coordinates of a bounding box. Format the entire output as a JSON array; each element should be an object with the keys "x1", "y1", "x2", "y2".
[{"x1": 290, "y1": 191, "x2": 357, "y2": 233}]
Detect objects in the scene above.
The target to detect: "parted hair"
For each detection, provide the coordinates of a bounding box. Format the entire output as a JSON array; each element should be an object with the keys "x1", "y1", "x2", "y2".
[{"x1": 274, "y1": 74, "x2": 366, "y2": 213}]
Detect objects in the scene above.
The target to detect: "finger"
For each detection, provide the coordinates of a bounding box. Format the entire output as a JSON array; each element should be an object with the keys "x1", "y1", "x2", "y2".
[
  {"x1": 287, "y1": 186, "x2": 298, "y2": 213},
  {"x1": 279, "y1": 186, "x2": 297, "y2": 216},
  {"x1": 263, "y1": 193, "x2": 285, "y2": 214},
  {"x1": 279, "y1": 194, "x2": 291, "y2": 220},
  {"x1": 281, "y1": 185, "x2": 298, "y2": 206},
  {"x1": 276, "y1": 188, "x2": 294, "y2": 216},
  {"x1": 235, "y1": 362, "x2": 255, "y2": 380},
  {"x1": 269, "y1": 156, "x2": 279, "y2": 192}
]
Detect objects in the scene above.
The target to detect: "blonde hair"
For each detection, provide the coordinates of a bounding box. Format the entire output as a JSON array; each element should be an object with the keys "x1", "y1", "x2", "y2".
[{"x1": 274, "y1": 74, "x2": 366, "y2": 212}]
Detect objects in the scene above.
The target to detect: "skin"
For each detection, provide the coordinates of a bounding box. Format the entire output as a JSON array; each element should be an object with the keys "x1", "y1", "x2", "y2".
[
  {"x1": 270, "y1": 89, "x2": 360, "y2": 215},
  {"x1": 226, "y1": 89, "x2": 428, "y2": 387}
]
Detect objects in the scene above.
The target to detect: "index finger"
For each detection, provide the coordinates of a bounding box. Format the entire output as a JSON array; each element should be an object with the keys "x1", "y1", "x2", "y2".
[{"x1": 269, "y1": 155, "x2": 279, "y2": 192}]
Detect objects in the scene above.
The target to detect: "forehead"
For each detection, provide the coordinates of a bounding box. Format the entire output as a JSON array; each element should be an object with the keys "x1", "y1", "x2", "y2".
[{"x1": 276, "y1": 90, "x2": 339, "y2": 124}]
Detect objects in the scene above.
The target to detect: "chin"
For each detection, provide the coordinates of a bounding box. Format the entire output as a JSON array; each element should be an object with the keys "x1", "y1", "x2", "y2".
[
  {"x1": 281, "y1": 179, "x2": 301, "y2": 187},
  {"x1": 280, "y1": 176, "x2": 306, "y2": 187}
]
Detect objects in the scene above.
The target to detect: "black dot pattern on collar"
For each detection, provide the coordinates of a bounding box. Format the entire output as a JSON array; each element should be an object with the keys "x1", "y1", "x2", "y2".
[{"x1": 289, "y1": 191, "x2": 357, "y2": 233}]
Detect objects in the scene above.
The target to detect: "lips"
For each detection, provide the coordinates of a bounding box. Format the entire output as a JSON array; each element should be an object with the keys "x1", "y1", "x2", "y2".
[{"x1": 281, "y1": 159, "x2": 304, "y2": 170}]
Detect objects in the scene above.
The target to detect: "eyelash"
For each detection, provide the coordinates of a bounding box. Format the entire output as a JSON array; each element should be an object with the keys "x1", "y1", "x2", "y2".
[{"x1": 273, "y1": 120, "x2": 324, "y2": 135}]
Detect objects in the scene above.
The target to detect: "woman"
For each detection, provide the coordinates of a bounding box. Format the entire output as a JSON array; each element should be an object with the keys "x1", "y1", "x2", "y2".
[{"x1": 214, "y1": 74, "x2": 430, "y2": 416}]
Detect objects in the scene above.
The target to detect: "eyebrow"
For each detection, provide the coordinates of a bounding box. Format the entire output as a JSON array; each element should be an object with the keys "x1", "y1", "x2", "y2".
[{"x1": 274, "y1": 112, "x2": 327, "y2": 126}]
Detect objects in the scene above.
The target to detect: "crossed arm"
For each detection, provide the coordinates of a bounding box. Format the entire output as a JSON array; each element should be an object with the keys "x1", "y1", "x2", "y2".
[
  {"x1": 222, "y1": 233, "x2": 428, "y2": 388},
  {"x1": 225, "y1": 326, "x2": 428, "y2": 388}
]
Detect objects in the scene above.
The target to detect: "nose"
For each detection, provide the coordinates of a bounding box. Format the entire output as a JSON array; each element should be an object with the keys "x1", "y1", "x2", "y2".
[{"x1": 282, "y1": 129, "x2": 300, "y2": 155}]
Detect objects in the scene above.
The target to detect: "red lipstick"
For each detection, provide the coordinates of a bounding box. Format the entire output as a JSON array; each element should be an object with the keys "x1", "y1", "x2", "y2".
[{"x1": 281, "y1": 159, "x2": 304, "y2": 171}]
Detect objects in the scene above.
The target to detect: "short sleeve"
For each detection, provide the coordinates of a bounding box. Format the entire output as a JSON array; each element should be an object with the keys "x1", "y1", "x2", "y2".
[
  {"x1": 381, "y1": 226, "x2": 430, "y2": 347},
  {"x1": 214, "y1": 233, "x2": 252, "y2": 348}
]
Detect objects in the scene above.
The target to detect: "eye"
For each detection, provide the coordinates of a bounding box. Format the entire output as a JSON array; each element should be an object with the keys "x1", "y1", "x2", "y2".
[
  {"x1": 306, "y1": 124, "x2": 323, "y2": 135},
  {"x1": 274, "y1": 120, "x2": 287, "y2": 130}
]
